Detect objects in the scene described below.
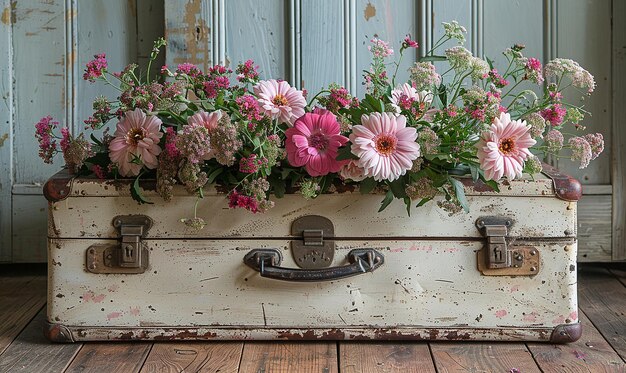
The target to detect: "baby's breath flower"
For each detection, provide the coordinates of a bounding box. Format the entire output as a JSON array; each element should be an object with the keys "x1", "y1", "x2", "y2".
[
  {"x1": 405, "y1": 177, "x2": 437, "y2": 200},
  {"x1": 409, "y1": 62, "x2": 441, "y2": 90},
  {"x1": 445, "y1": 46, "x2": 473, "y2": 71},
  {"x1": 545, "y1": 130, "x2": 564, "y2": 152},
  {"x1": 442, "y1": 21, "x2": 467, "y2": 44},
  {"x1": 524, "y1": 155, "x2": 543, "y2": 174},
  {"x1": 524, "y1": 112, "x2": 546, "y2": 138},
  {"x1": 300, "y1": 179, "x2": 320, "y2": 199},
  {"x1": 180, "y1": 217, "x2": 206, "y2": 230},
  {"x1": 470, "y1": 57, "x2": 490, "y2": 80},
  {"x1": 569, "y1": 136, "x2": 592, "y2": 169},
  {"x1": 417, "y1": 128, "x2": 441, "y2": 155}
]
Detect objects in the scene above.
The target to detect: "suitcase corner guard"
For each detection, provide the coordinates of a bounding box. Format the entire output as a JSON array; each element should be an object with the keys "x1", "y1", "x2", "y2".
[
  {"x1": 44, "y1": 321, "x2": 75, "y2": 343},
  {"x1": 550, "y1": 322, "x2": 582, "y2": 343}
]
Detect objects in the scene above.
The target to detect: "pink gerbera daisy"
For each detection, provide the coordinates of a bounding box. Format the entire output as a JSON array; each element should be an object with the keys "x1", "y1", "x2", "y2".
[
  {"x1": 285, "y1": 110, "x2": 349, "y2": 176},
  {"x1": 254, "y1": 79, "x2": 306, "y2": 126},
  {"x1": 109, "y1": 108, "x2": 163, "y2": 177},
  {"x1": 349, "y1": 113, "x2": 421, "y2": 181},
  {"x1": 476, "y1": 112, "x2": 537, "y2": 181},
  {"x1": 390, "y1": 83, "x2": 432, "y2": 113}
]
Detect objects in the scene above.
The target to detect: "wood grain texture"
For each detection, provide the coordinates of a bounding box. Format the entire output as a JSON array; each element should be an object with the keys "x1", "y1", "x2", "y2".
[
  {"x1": 225, "y1": 0, "x2": 287, "y2": 80},
  {"x1": 164, "y1": 0, "x2": 212, "y2": 71},
  {"x1": 578, "y1": 267, "x2": 626, "y2": 362},
  {"x1": 0, "y1": 308, "x2": 81, "y2": 373},
  {"x1": 612, "y1": 0, "x2": 626, "y2": 260},
  {"x1": 0, "y1": 275, "x2": 46, "y2": 354},
  {"x1": 340, "y1": 343, "x2": 436, "y2": 373},
  {"x1": 0, "y1": 0, "x2": 13, "y2": 263},
  {"x1": 527, "y1": 311, "x2": 626, "y2": 372},
  {"x1": 301, "y1": 0, "x2": 344, "y2": 93},
  {"x1": 556, "y1": 0, "x2": 612, "y2": 184},
  {"x1": 430, "y1": 343, "x2": 542, "y2": 373},
  {"x1": 65, "y1": 343, "x2": 152, "y2": 373},
  {"x1": 577, "y1": 195, "x2": 613, "y2": 262},
  {"x1": 136, "y1": 0, "x2": 165, "y2": 74},
  {"x1": 11, "y1": 195, "x2": 48, "y2": 263},
  {"x1": 140, "y1": 342, "x2": 243, "y2": 373},
  {"x1": 238, "y1": 342, "x2": 338, "y2": 373}
]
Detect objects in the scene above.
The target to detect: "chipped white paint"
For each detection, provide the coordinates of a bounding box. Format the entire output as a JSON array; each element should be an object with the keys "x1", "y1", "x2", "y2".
[{"x1": 48, "y1": 175, "x2": 578, "y2": 340}]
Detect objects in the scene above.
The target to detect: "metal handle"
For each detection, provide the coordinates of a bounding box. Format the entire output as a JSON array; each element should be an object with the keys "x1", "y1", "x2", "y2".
[{"x1": 243, "y1": 248, "x2": 384, "y2": 282}]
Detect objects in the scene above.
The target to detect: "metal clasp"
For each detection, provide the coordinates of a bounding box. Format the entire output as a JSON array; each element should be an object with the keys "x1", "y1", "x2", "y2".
[
  {"x1": 291, "y1": 215, "x2": 335, "y2": 269},
  {"x1": 86, "y1": 215, "x2": 152, "y2": 274}
]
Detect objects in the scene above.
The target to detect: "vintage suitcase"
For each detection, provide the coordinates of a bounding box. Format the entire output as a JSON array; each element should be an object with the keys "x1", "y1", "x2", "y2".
[{"x1": 44, "y1": 164, "x2": 582, "y2": 343}]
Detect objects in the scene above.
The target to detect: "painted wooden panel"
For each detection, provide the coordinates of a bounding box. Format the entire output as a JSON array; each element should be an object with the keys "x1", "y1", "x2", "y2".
[
  {"x1": 164, "y1": 0, "x2": 213, "y2": 71},
  {"x1": 355, "y1": 0, "x2": 417, "y2": 97},
  {"x1": 556, "y1": 0, "x2": 612, "y2": 185},
  {"x1": 577, "y1": 195, "x2": 612, "y2": 262},
  {"x1": 225, "y1": 1, "x2": 287, "y2": 80},
  {"x1": 301, "y1": 0, "x2": 344, "y2": 93},
  {"x1": 613, "y1": 0, "x2": 626, "y2": 261},
  {"x1": 0, "y1": 0, "x2": 13, "y2": 262},
  {"x1": 11, "y1": 195, "x2": 48, "y2": 263}
]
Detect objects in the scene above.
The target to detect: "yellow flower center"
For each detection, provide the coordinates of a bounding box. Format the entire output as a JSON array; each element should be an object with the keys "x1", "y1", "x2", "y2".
[
  {"x1": 374, "y1": 134, "x2": 397, "y2": 156},
  {"x1": 272, "y1": 94, "x2": 289, "y2": 106},
  {"x1": 126, "y1": 128, "x2": 146, "y2": 145},
  {"x1": 498, "y1": 137, "x2": 516, "y2": 155}
]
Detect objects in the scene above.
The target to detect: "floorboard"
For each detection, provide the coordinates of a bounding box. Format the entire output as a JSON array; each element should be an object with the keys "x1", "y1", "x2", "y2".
[
  {"x1": 0, "y1": 308, "x2": 82, "y2": 373},
  {"x1": 0, "y1": 275, "x2": 47, "y2": 355},
  {"x1": 238, "y1": 342, "x2": 338, "y2": 373},
  {"x1": 63, "y1": 343, "x2": 152, "y2": 373},
  {"x1": 578, "y1": 266, "x2": 626, "y2": 362},
  {"x1": 527, "y1": 311, "x2": 626, "y2": 372},
  {"x1": 429, "y1": 343, "x2": 542, "y2": 373},
  {"x1": 140, "y1": 342, "x2": 243, "y2": 373},
  {"x1": 339, "y1": 342, "x2": 436, "y2": 372}
]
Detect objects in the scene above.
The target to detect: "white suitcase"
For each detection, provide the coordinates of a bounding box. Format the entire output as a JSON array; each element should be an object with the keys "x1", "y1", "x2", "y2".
[{"x1": 44, "y1": 164, "x2": 582, "y2": 343}]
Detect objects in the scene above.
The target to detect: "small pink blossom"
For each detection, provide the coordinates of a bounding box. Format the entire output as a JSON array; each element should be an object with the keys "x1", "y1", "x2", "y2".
[
  {"x1": 349, "y1": 113, "x2": 421, "y2": 182},
  {"x1": 285, "y1": 110, "x2": 349, "y2": 176},
  {"x1": 236, "y1": 59, "x2": 260, "y2": 83},
  {"x1": 584, "y1": 133, "x2": 604, "y2": 160},
  {"x1": 236, "y1": 95, "x2": 264, "y2": 122},
  {"x1": 164, "y1": 127, "x2": 180, "y2": 158},
  {"x1": 35, "y1": 116, "x2": 59, "y2": 163},
  {"x1": 541, "y1": 104, "x2": 566, "y2": 126},
  {"x1": 476, "y1": 112, "x2": 536, "y2": 181},
  {"x1": 228, "y1": 190, "x2": 260, "y2": 213},
  {"x1": 402, "y1": 35, "x2": 419, "y2": 49},
  {"x1": 91, "y1": 165, "x2": 106, "y2": 179},
  {"x1": 524, "y1": 57, "x2": 544, "y2": 84},
  {"x1": 83, "y1": 54, "x2": 108, "y2": 82},
  {"x1": 176, "y1": 63, "x2": 202, "y2": 77},
  {"x1": 339, "y1": 160, "x2": 367, "y2": 182},
  {"x1": 108, "y1": 109, "x2": 163, "y2": 177},
  {"x1": 254, "y1": 79, "x2": 306, "y2": 126},
  {"x1": 239, "y1": 154, "x2": 267, "y2": 174},
  {"x1": 368, "y1": 38, "x2": 393, "y2": 58}
]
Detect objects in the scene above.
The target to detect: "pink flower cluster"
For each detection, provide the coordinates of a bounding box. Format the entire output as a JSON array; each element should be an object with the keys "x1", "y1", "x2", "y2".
[
  {"x1": 368, "y1": 38, "x2": 394, "y2": 58},
  {"x1": 402, "y1": 35, "x2": 419, "y2": 49},
  {"x1": 239, "y1": 154, "x2": 267, "y2": 173},
  {"x1": 203, "y1": 65, "x2": 231, "y2": 99},
  {"x1": 235, "y1": 95, "x2": 264, "y2": 124},
  {"x1": 523, "y1": 57, "x2": 544, "y2": 84},
  {"x1": 541, "y1": 104, "x2": 566, "y2": 126},
  {"x1": 176, "y1": 63, "x2": 202, "y2": 77},
  {"x1": 83, "y1": 54, "x2": 108, "y2": 82},
  {"x1": 35, "y1": 116, "x2": 59, "y2": 163},
  {"x1": 236, "y1": 59, "x2": 260, "y2": 83},
  {"x1": 228, "y1": 190, "x2": 261, "y2": 213},
  {"x1": 487, "y1": 69, "x2": 509, "y2": 88}
]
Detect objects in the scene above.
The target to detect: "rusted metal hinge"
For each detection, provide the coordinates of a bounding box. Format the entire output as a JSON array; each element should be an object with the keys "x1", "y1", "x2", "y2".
[
  {"x1": 476, "y1": 217, "x2": 540, "y2": 276},
  {"x1": 86, "y1": 215, "x2": 153, "y2": 274},
  {"x1": 291, "y1": 215, "x2": 335, "y2": 269}
]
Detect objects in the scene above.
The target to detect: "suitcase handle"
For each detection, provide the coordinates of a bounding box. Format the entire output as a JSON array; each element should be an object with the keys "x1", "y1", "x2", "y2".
[{"x1": 243, "y1": 248, "x2": 384, "y2": 282}]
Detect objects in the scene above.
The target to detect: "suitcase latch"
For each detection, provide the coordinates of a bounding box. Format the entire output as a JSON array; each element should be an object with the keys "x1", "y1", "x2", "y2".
[
  {"x1": 86, "y1": 215, "x2": 152, "y2": 274},
  {"x1": 476, "y1": 216, "x2": 540, "y2": 276},
  {"x1": 291, "y1": 215, "x2": 335, "y2": 269}
]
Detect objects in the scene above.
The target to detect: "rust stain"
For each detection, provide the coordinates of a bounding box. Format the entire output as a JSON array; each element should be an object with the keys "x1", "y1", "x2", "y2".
[
  {"x1": 168, "y1": 0, "x2": 210, "y2": 71},
  {"x1": 127, "y1": 0, "x2": 136, "y2": 18},
  {"x1": 1, "y1": 6, "x2": 10, "y2": 25},
  {"x1": 0, "y1": 133, "x2": 8, "y2": 148},
  {"x1": 364, "y1": 2, "x2": 376, "y2": 21}
]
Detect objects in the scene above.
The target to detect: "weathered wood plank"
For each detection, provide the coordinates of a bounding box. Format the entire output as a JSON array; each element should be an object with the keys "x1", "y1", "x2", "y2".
[
  {"x1": 527, "y1": 311, "x2": 625, "y2": 372},
  {"x1": 578, "y1": 195, "x2": 613, "y2": 262},
  {"x1": 556, "y1": 0, "x2": 612, "y2": 184},
  {"x1": 238, "y1": 342, "x2": 338, "y2": 373},
  {"x1": 430, "y1": 343, "x2": 542, "y2": 373},
  {"x1": 301, "y1": 0, "x2": 344, "y2": 93},
  {"x1": 613, "y1": 0, "x2": 626, "y2": 260},
  {"x1": 0, "y1": 0, "x2": 13, "y2": 262},
  {"x1": 11, "y1": 195, "x2": 48, "y2": 263},
  {"x1": 140, "y1": 342, "x2": 243, "y2": 373},
  {"x1": 0, "y1": 276, "x2": 47, "y2": 355},
  {"x1": 339, "y1": 343, "x2": 436, "y2": 373},
  {"x1": 136, "y1": 0, "x2": 165, "y2": 73},
  {"x1": 0, "y1": 308, "x2": 82, "y2": 373},
  {"x1": 578, "y1": 266, "x2": 626, "y2": 362},
  {"x1": 65, "y1": 343, "x2": 152, "y2": 373}
]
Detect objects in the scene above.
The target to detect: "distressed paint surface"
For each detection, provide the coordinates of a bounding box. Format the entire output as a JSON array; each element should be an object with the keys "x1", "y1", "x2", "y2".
[
  {"x1": 48, "y1": 239, "x2": 577, "y2": 331},
  {"x1": 47, "y1": 175, "x2": 576, "y2": 240},
  {"x1": 0, "y1": 0, "x2": 13, "y2": 261}
]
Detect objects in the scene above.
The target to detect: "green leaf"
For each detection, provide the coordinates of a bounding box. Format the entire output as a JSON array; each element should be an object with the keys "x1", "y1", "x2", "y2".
[
  {"x1": 403, "y1": 197, "x2": 411, "y2": 217},
  {"x1": 483, "y1": 179, "x2": 500, "y2": 193},
  {"x1": 470, "y1": 164, "x2": 479, "y2": 182},
  {"x1": 359, "y1": 177, "x2": 376, "y2": 195},
  {"x1": 378, "y1": 190, "x2": 395, "y2": 212},
  {"x1": 130, "y1": 174, "x2": 153, "y2": 205},
  {"x1": 206, "y1": 168, "x2": 223, "y2": 184},
  {"x1": 389, "y1": 178, "x2": 407, "y2": 199},
  {"x1": 416, "y1": 197, "x2": 432, "y2": 207},
  {"x1": 90, "y1": 134, "x2": 102, "y2": 146},
  {"x1": 336, "y1": 146, "x2": 358, "y2": 161},
  {"x1": 252, "y1": 137, "x2": 261, "y2": 149},
  {"x1": 420, "y1": 55, "x2": 447, "y2": 62},
  {"x1": 449, "y1": 177, "x2": 469, "y2": 213},
  {"x1": 271, "y1": 176, "x2": 286, "y2": 198}
]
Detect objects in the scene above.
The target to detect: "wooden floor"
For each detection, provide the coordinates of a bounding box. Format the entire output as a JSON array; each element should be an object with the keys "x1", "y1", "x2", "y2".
[{"x1": 0, "y1": 264, "x2": 625, "y2": 373}]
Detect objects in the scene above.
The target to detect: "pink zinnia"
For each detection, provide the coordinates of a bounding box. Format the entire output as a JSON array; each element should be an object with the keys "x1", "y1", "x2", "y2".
[
  {"x1": 254, "y1": 79, "x2": 306, "y2": 126},
  {"x1": 285, "y1": 110, "x2": 349, "y2": 176},
  {"x1": 349, "y1": 113, "x2": 421, "y2": 182},
  {"x1": 476, "y1": 112, "x2": 537, "y2": 181},
  {"x1": 109, "y1": 109, "x2": 163, "y2": 177}
]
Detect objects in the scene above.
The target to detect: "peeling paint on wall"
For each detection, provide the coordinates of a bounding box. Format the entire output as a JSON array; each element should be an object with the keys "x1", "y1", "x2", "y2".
[
  {"x1": 0, "y1": 133, "x2": 8, "y2": 148},
  {"x1": 1, "y1": 6, "x2": 10, "y2": 25},
  {"x1": 364, "y1": 2, "x2": 376, "y2": 21}
]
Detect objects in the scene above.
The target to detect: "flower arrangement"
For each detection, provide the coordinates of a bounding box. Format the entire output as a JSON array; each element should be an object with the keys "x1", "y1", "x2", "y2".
[{"x1": 36, "y1": 21, "x2": 602, "y2": 224}]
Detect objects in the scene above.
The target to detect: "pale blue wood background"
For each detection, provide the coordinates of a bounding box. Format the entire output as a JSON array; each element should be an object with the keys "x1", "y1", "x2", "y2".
[{"x1": 0, "y1": 0, "x2": 623, "y2": 262}]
